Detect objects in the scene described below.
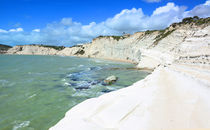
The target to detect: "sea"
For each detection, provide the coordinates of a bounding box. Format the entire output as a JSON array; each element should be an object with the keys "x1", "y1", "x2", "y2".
[{"x1": 0, "y1": 55, "x2": 149, "y2": 130}]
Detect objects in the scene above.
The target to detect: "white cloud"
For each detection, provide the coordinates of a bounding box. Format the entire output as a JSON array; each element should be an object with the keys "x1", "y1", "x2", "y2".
[
  {"x1": 0, "y1": 29, "x2": 8, "y2": 33},
  {"x1": 8, "y1": 28, "x2": 24, "y2": 32},
  {"x1": 152, "y1": 3, "x2": 179, "y2": 15},
  {"x1": 0, "y1": 0, "x2": 210, "y2": 46},
  {"x1": 105, "y1": 8, "x2": 146, "y2": 32},
  {"x1": 60, "y1": 18, "x2": 73, "y2": 26},
  {"x1": 32, "y1": 29, "x2": 40, "y2": 32},
  {"x1": 9, "y1": 29, "x2": 16, "y2": 32},
  {"x1": 144, "y1": 0, "x2": 161, "y2": 3},
  {"x1": 16, "y1": 28, "x2": 24, "y2": 32},
  {"x1": 204, "y1": 0, "x2": 210, "y2": 6},
  {"x1": 184, "y1": 0, "x2": 210, "y2": 18}
]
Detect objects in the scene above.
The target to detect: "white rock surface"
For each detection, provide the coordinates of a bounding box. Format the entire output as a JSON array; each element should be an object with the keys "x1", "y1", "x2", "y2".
[
  {"x1": 7, "y1": 45, "x2": 58, "y2": 55},
  {"x1": 50, "y1": 66, "x2": 210, "y2": 130},
  {"x1": 57, "y1": 46, "x2": 84, "y2": 56},
  {"x1": 104, "y1": 75, "x2": 118, "y2": 84}
]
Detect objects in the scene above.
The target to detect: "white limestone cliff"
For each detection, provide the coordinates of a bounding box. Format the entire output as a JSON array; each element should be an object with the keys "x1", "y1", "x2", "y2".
[{"x1": 7, "y1": 45, "x2": 58, "y2": 55}]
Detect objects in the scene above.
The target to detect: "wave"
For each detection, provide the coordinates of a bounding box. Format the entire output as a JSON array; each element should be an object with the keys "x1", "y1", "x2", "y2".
[
  {"x1": 0, "y1": 79, "x2": 15, "y2": 87},
  {"x1": 13, "y1": 121, "x2": 30, "y2": 130},
  {"x1": 28, "y1": 94, "x2": 37, "y2": 99},
  {"x1": 0, "y1": 79, "x2": 9, "y2": 85},
  {"x1": 28, "y1": 72, "x2": 47, "y2": 75},
  {"x1": 78, "y1": 65, "x2": 84, "y2": 67}
]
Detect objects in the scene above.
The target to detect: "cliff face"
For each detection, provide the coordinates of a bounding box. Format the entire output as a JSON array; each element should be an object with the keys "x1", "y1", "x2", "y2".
[
  {"x1": 6, "y1": 18, "x2": 210, "y2": 70},
  {"x1": 7, "y1": 45, "x2": 59, "y2": 55},
  {"x1": 62, "y1": 23, "x2": 210, "y2": 69}
]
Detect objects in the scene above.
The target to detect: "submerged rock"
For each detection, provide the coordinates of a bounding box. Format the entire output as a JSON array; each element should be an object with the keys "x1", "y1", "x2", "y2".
[
  {"x1": 88, "y1": 80, "x2": 101, "y2": 85},
  {"x1": 70, "y1": 77, "x2": 80, "y2": 81},
  {"x1": 101, "y1": 89, "x2": 113, "y2": 93},
  {"x1": 67, "y1": 81, "x2": 90, "y2": 90},
  {"x1": 68, "y1": 82, "x2": 77, "y2": 87},
  {"x1": 104, "y1": 75, "x2": 118, "y2": 85},
  {"x1": 67, "y1": 73, "x2": 80, "y2": 81},
  {"x1": 75, "y1": 86, "x2": 89, "y2": 90}
]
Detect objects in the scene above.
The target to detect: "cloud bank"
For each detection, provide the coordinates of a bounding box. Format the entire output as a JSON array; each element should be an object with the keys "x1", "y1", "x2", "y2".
[{"x1": 0, "y1": 0, "x2": 210, "y2": 46}]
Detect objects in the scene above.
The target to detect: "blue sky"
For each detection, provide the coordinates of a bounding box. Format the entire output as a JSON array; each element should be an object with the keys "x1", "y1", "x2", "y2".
[{"x1": 0, "y1": 0, "x2": 210, "y2": 46}]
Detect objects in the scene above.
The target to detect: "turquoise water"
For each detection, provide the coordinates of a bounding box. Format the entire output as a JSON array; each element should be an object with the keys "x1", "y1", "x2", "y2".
[{"x1": 0, "y1": 55, "x2": 149, "y2": 130}]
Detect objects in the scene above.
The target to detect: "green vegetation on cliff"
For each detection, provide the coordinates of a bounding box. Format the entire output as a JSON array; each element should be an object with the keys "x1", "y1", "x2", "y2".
[
  {"x1": 0, "y1": 44, "x2": 12, "y2": 53},
  {"x1": 0, "y1": 44, "x2": 12, "y2": 49},
  {"x1": 148, "y1": 16, "x2": 210, "y2": 46},
  {"x1": 171, "y1": 16, "x2": 210, "y2": 27},
  {"x1": 145, "y1": 30, "x2": 157, "y2": 35},
  {"x1": 96, "y1": 35, "x2": 126, "y2": 41},
  {"x1": 94, "y1": 17, "x2": 209, "y2": 44},
  {"x1": 154, "y1": 29, "x2": 175, "y2": 45}
]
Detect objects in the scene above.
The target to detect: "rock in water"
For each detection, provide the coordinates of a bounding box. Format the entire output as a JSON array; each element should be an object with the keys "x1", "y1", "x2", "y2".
[
  {"x1": 75, "y1": 86, "x2": 89, "y2": 90},
  {"x1": 104, "y1": 75, "x2": 118, "y2": 85},
  {"x1": 101, "y1": 89, "x2": 113, "y2": 93}
]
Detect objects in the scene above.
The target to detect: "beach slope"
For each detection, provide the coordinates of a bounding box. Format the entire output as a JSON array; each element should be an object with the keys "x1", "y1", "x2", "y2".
[{"x1": 50, "y1": 65, "x2": 210, "y2": 130}]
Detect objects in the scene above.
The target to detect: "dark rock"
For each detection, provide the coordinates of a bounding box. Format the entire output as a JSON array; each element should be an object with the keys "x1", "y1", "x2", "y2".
[
  {"x1": 74, "y1": 49, "x2": 85, "y2": 55},
  {"x1": 90, "y1": 67, "x2": 97, "y2": 70},
  {"x1": 0, "y1": 44, "x2": 12, "y2": 54},
  {"x1": 101, "y1": 89, "x2": 113, "y2": 93},
  {"x1": 89, "y1": 80, "x2": 101, "y2": 85},
  {"x1": 69, "y1": 82, "x2": 77, "y2": 87},
  {"x1": 71, "y1": 77, "x2": 80, "y2": 81},
  {"x1": 67, "y1": 73, "x2": 81, "y2": 81},
  {"x1": 75, "y1": 86, "x2": 89, "y2": 90},
  {"x1": 101, "y1": 81, "x2": 108, "y2": 86}
]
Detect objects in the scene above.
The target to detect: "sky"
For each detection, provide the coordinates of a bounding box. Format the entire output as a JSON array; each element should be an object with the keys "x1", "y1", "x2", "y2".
[{"x1": 0, "y1": 0, "x2": 210, "y2": 46}]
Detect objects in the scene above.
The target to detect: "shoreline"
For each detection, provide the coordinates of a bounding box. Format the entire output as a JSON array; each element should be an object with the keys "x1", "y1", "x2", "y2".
[
  {"x1": 50, "y1": 65, "x2": 210, "y2": 129},
  {"x1": 2, "y1": 54, "x2": 134, "y2": 63},
  {"x1": 3, "y1": 53, "x2": 139, "y2": 67},
  {"x1": 0, "y1": 55, "x2": 150, "y2": 130},
  {"x1": 2, "y1": 54, "x2": 153, "y2": 74}
]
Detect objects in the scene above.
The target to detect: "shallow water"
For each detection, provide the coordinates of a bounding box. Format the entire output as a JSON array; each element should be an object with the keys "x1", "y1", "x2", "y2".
[{"x1": 0, "y1": 55, "x2": 149, "y2": 130}]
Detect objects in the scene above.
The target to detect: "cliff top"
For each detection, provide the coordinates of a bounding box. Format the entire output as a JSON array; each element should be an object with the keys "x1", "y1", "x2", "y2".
[
  {"x1": 0, "y1": 44, "x2": 12, "y2": 50},
  {"x1": 16, "y1": 44, "x2": 66, "y2": 51},
  {"x1": 93, "y1": 16, "x2": 210, "y2": 42},
  {"x1": 171, "y1": 16, "x2": 210, "y2": 28}
]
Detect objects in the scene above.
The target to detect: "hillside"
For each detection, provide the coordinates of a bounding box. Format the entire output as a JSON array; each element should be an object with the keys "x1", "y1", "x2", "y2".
[{"x1": 0, "y1": 44, "x2": 12, "y2": 54}]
